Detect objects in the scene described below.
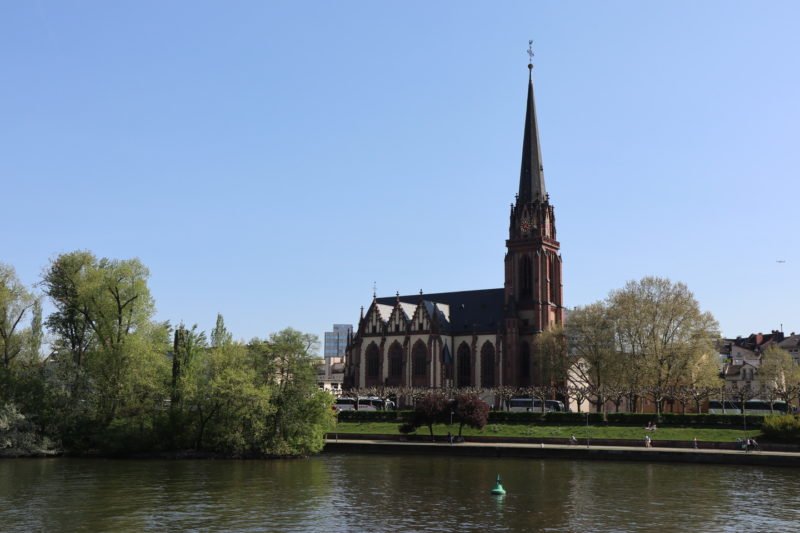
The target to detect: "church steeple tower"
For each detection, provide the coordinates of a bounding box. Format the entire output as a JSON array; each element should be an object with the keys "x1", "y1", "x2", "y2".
[
  {"x1": 504, "y1": 47, "x2": 564, "y2": 387},
  {"x1": 518, "y1": 61, "x2": 547, "y2": 204}
]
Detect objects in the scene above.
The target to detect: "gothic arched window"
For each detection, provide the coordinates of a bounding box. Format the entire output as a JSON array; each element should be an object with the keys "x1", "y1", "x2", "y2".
[
  {"x1": 481, "y1": 341, "x2": 495, "y2": 388},
  {"x1": 457, "y1": 342, "x2": 472, "y2": 387},
  {"x1": 412, "y1": 340, "x2": 429, "y2": 387},
  {"x1": 365, "y1": 343, "x2": 380, "y2": 385},
  {"x1": 388, "y1": 341, "x2": 403, "y2": 385}
]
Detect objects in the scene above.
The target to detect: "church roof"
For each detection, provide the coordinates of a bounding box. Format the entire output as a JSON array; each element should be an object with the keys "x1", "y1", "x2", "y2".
[
  {"x1": 373, "y1": 303, "x2": 394, "y2": 321},
  {"x1": 518, "y1": 65, "x2": 547, "y2": 203},
  {"x1": 376, "y1": 288, "x2": 504, "y2": 334}
]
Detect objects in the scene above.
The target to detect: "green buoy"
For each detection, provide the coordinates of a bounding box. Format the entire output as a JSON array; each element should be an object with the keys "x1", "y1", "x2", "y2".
[{"x1": 490, "y1": 474, "x2": 506, "y2": 496}]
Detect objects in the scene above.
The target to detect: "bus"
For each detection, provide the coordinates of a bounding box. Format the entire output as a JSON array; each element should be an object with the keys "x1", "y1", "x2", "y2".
[
  {"x1": 508, "y1": 397, "x2": 544, "y2": 412},
  {"x1": 508, "y1": 398, "x2": 567, "y2": 413},
  {"x1": 545, "y1": 400, "x2": 568, "y2": 413},
  {"x1": 357, "y1": 397, "x2": 395, "y2": 411},
  {"x1": 708, "y1": 400, "x2": 788, "y2": 415},
  {"x1": 334, "y1": 397, "x2": 356, "y2": 412}
]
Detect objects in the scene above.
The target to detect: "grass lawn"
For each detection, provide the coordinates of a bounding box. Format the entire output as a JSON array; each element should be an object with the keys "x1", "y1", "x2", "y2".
[{"x1": 332, "y1": 421, "x2": 759, "y2": 443}]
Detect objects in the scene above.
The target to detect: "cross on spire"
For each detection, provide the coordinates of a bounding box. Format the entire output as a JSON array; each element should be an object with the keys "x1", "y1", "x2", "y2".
[{"x1": 527, "y1": 40, "x2": 534, "y2": 75}]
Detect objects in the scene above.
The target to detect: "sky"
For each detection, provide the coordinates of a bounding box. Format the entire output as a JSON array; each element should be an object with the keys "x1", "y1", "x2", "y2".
[{"x1": 2, "y1": 1, "x2": 799, "y2": 350}]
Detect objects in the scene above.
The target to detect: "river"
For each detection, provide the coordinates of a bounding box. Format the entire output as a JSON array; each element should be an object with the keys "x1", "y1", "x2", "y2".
[{"x1": 1, "y1": 454, "x2": 799, "y2": 532}]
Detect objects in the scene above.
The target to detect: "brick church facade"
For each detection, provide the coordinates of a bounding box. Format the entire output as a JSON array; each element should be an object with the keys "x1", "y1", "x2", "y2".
[{"x1": 343, "y1": 62, "x2": 564, "y2": 390}]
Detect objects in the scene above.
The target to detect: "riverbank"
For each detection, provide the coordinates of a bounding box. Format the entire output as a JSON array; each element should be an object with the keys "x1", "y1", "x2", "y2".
[{"x1": 324, "y1": 438, "x2": 800, "y2": 467}]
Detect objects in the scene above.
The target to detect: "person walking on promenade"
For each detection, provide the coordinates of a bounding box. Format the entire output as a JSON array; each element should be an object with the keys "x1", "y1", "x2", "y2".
[{"x1": 693, "y1": 437, "x2": 698, "y2": 449}]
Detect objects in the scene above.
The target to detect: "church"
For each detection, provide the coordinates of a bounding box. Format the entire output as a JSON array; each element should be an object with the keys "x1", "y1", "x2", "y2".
[{"x1": 343, "y1": 59, "x2": 564, "y2": 391}]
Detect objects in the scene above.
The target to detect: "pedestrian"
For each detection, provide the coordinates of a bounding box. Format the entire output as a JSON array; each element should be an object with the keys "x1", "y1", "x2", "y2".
[
  {"x1": 447, "y1": 431, "x2": 452, "y2": 446},
  {"x1": 693, "y1": 437, "x2": 698, "y2": 449},
  {"x1": 644, "y1": 435, "x2": 651, "y2": 448}
]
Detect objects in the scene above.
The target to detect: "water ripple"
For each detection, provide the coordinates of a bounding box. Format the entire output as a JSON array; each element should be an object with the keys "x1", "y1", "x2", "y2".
[{"x1": 1, "y1": 456, "x2": 799, "y2": 532}]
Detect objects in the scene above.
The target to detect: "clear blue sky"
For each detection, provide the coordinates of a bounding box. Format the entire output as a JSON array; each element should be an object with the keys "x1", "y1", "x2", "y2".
[{"x1": 2, "y1": 1, "x2": 798, "y2": 348}]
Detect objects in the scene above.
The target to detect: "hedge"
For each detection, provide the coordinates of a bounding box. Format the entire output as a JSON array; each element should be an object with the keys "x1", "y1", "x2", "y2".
[
  {"x1": 336, "y1": 409, "x2": 769, "y2": 428},
  {"x1": 336, "y1": 410, "x2": 407, "y2": 422},
  {"x1": 604, "y1": 413, "x2": 766, "y2": 427}
]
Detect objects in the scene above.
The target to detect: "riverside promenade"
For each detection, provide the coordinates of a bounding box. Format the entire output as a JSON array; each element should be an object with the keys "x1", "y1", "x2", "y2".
[{"x1": 324, "y1": 438, "x2": 800, "y2": 467}]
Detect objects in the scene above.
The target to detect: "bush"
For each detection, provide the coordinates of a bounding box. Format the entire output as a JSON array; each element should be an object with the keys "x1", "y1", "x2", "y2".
[
  {"x1": 453, "y1": 392, "x2": 489, "y2": 436},
  {"x1": 398, "y1": 422, "x2": 416, "y2": 434},
  {"x1": 488, "y1": 411, "x2": 546, "y2": 424},
  {"x1": 761, "y1": 415, "x2": 800, "y2": 442},
  {"x1": 337, "y1": 409, "x2": 771, "y2": 429},
  {"x1": 336, "y1": 410, "x2": 405, "y2": 423},
  {"x1": 603, "y1": 412, "x2": 766, "y2": 428},
  {"x1": 0, "y1": 403, "x2": 57, "y2": 456},
  {"x1": 487, "y1": 411, "x2": 603, "y2": 425},
  {"x1": 546, "y1": 412, "x2": 605, "y2": 425}
]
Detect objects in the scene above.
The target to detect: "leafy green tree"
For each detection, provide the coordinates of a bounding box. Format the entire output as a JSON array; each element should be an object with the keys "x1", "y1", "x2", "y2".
[
  {"x1": 565, "y1": 302, "x2": 620, "y2": 415},
  {"x1": 42, "y1": 251, "x2": 96, "y2": 367},
  {"x1": 759, "y1": 345, "x2": 800, "y2": 410},
  {"x1": 25, "y1": 300, "x2": 43, "y2": 362},
  {"x1": 609, "y1": 277, "x2": 719, "y2": 415},
  {"x1": 257, "y1": 328, "x2": 334, "y2": 455},
  {"x1": 210, "y1": 313, "x2": 232, "y2": 348},
  {"x1": 0, "y1": 263, "x2": 36, "y2": 369},
  {"x1": 41, "y1": 252, "x2": 171, "y2": 451},
  {"x1": 534, "y1": 326, "x2": 569, "y2": 388},
  {"x1": 183, "y1": 340, "x2": 272, "y2": 453},
  {"x1": 171, "y1": 323, "x2": 207, "y2": 406}
]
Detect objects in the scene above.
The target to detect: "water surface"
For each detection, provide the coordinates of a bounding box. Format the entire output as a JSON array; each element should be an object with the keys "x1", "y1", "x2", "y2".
[{"x1": 1, "y1": 455, "x2": 798, "y2": 532}]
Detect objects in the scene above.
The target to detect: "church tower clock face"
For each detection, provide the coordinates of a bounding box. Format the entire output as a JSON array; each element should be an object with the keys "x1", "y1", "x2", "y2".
[{"x1": 520, "y1": 219, "x2": 531, "y2": 234}]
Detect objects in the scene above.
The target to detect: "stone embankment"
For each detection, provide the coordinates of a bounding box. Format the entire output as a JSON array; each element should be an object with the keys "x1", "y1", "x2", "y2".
[{"x1": 324, "y1": 436, "x2": 800, "y2": 467}]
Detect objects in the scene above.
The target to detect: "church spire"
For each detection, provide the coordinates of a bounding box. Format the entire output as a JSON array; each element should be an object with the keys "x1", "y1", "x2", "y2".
[{"x1": 518, "y1": 41, "x2": 546, "y2": 204}]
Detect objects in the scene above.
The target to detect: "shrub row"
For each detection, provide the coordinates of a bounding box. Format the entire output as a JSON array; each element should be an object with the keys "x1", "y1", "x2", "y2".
[
  {"x1": 760, "y1": 415, "x2": 800, "y2": 442},
  {"x1": 336, "y1": 410, "x2": 407, "y2": 422},
  {"x1": 604, "y1": 413, "x2": 766, "y2": 427},
  {"x1": 337, "y1": 410, "x2": 768, "y2": 428},
  {"x1": 487, "y1": 411, "x2": 604, "y2": 425}
]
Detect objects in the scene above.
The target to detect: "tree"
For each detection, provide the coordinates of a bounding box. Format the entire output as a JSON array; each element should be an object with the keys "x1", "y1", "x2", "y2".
[
  {"x1": 42, "y1": 251, "x2": 96, "y2": 367},
  {"x1": 565, "y1": 302, "x2": 620, "y2": 416},
  {"x1": 534, "y1": 326, "x2": 569, "y2": 389},
  {"x1": 0, "y1": 263, "x2": 36, "y2": 369},
  {"x1": 171, "y1": 323, "x2": 207, "y2": 406},
  {"x1": 42, "y1": 251, "x2": 169, "y2": 445},
  {"x1": 608, "y1": 277, "x2": 719, "y2": 416},
  {"x1": 210, "y1": 313, "x2": 232, "y2": 348},
  {"x1": 729, "y1": 382, "x2": 759, "y2": 431},
  {"x1": 254, "y1": 328, "x2": 334, "y2": 455},
  {"x1": 404, "y1": 391, "x2": 448, "y2": 440},
  {"x1": 759, "y1": 345, "x2": 800, "y2": 410},
  {"x1": 452, "y1": 392, "x2": 489, "y2": 437},
  {"x1": 686, "y1": 352, "x2": 721, "y2": 412},
  {"x1": 183, "y1": 340, "x2": 272, "y2": 453},
  {"x1": 25, "y1": 300, "x2": 43, "y2": 363}
]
